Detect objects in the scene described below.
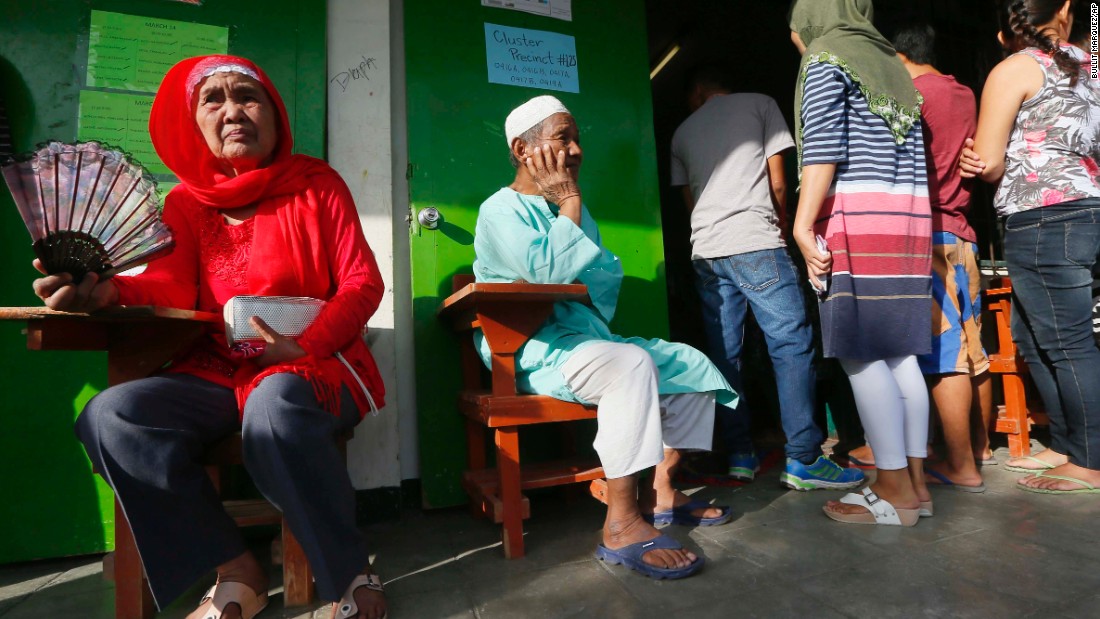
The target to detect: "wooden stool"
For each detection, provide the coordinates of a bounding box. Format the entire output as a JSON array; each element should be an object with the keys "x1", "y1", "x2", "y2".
[
  {"x1": 985, "y1": 279, "x2": 1048, "y2": 457},
  {"x1": 438, "y1": 275, "x2": 606, "y2": 559}
]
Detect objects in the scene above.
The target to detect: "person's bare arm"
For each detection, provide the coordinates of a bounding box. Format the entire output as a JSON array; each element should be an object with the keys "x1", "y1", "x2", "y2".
[
  {"x1": 680, "y1": 185, "x2": 695, "y2": 214},
  {"x1": 792, "y1": 163, "x2": 836, "y2": 290},
  {"x1": 966, "y1": 55, "x2": 1042, "y2": 183},
  {"x1": 767, "y1": 152, "x2": 788, "y2": 231}
]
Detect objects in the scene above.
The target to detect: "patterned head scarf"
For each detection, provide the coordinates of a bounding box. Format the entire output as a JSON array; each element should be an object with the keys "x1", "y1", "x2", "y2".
[{"x1": 789, "y1": 0, "x2": 922, "y2": 152}]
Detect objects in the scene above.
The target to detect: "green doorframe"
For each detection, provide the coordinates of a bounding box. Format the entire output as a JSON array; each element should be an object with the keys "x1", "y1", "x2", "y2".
[{"x1": 405, "y1": 0, "x2": 667, "y2": 507}]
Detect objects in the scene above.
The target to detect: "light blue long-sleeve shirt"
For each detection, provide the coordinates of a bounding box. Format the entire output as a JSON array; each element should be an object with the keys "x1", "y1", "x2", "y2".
[{"x1": 473, "y1": 187, "x2": 737, "y2": 407}]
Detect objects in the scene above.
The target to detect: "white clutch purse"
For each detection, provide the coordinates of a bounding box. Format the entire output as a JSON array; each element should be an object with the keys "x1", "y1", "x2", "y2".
[
  {"x1": 223, "y1": 295, "x2": 325, "y2": 346},
  {"x1": 222, "y1": 295, "x2": 379, "y2": 415}
]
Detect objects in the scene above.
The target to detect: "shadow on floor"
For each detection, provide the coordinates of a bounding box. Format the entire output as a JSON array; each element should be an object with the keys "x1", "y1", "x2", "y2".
[{"x1": 1, "y1": 443, "x2": 1098, "y2": 619}]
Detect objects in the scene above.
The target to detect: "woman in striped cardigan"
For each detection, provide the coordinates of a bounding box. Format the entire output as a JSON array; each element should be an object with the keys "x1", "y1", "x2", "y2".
[{"x1": 789, "y1": 0, "x2": 934, "y2": 526}]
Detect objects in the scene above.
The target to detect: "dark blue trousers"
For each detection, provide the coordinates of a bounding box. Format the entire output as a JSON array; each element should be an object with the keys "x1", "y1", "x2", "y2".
[{"x1": 75, "y1": 372, "x2": 367, "y2": 609}]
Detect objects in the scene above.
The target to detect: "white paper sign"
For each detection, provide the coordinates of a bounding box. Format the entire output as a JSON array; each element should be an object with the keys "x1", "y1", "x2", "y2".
[{"x1": 481, "y1": 0, "x2": 572, "y2": 22}]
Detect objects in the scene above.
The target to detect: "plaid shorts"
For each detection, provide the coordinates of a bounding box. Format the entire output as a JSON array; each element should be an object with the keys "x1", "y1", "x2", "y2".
[{"x1": 917, "y1": 232, "x2": 990, "y2": 376}]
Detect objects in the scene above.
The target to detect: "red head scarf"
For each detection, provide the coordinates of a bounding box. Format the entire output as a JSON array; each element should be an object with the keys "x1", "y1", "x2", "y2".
[{"x1": 149, "y1": 54, "x2": 329, "y2": 209}]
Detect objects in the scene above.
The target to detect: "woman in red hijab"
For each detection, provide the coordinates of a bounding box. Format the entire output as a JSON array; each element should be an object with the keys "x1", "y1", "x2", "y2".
[{"x1": 32, "y1": 55, "x2": 387, "y2": 619}]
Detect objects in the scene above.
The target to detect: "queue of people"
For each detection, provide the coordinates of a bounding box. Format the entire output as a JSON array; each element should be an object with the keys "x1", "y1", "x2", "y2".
[{"x1": 22, "y1": 0, "x2": 1097, "y2": 616}]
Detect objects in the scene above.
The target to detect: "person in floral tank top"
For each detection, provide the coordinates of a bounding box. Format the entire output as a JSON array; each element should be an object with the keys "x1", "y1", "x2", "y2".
[{"x1": 961, "y1": 0, "x2": 1100, "y2": 495}]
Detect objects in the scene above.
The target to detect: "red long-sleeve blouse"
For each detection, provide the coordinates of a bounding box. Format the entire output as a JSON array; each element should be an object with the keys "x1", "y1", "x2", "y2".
[{"x1": 112, "y1": 168, "x2": 386, "y2": 418}]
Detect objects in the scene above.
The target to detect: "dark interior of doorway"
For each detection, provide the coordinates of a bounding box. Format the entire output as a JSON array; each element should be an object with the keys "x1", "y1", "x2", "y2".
[
  {"x1": 646, "y1": 0, "x2": 1012, "y2": 352},
  {"x1": 642, "y1": 0, "x2": 1022, "y2": 455}
]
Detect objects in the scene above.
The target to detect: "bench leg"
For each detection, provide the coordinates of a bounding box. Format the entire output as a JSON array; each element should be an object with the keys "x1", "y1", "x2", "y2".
[
  {"x1": 1004, "y1": 374, "x2": 1030, "y2": 458},
  {"x1": 282, "y1": 520, "x2": 315, "y2": 606},
  {"x1": 113, "y1": 499, "x2": 155, "y2": 619},
  {"x1": 495, "y1": 427, "x2": 524, "y2": 559}
]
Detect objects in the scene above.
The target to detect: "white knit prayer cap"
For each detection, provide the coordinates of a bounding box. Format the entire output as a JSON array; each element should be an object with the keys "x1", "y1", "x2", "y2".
[{"x1": 505, "y1": 95, "x2": 571, "y2": 146}]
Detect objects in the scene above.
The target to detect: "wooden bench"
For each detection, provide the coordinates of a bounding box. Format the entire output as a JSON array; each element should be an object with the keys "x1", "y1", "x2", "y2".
[
  {"x1": 984, "y1": 281, "x2": 1048, "y2": 458},
  {"x1": 437, "y1": 276, "x2": 605, "y2": 559},
  {"x1": 0, "y1": 306, "x2": 323, "y2": 619}
]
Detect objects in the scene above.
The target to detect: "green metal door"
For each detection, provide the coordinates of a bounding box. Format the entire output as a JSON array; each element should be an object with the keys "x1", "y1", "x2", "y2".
[{"x1": 405, "y1": 0, "x2": 670, "y2": 507}]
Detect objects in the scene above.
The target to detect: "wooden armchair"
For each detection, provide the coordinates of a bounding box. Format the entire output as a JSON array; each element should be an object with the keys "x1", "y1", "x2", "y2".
[
  {"x1": 0, "y1": 306, "x2": 322, "y2": 619},
  {"x1": 437, "y1": 275, "x2": 605, "y2": 559},
  {"x1": 984, "y1": 281, "x2": 1048, "y2": 458}
]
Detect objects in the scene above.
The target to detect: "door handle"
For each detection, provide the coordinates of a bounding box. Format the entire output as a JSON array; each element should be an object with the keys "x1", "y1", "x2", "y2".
[{"x1": 417, "y1": 207, "x2": 441, "y2": 230}]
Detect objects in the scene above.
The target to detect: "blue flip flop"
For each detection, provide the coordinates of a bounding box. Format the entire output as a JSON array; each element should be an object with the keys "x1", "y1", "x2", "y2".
[
  {"x1": 645, "y1": 500, "x2": 732, "y2": 526},
  {"x1": 594, "y1": 533, "x2": 704, "y2": 579},
  {"x1": 925, "y1": 468, "x2": 986, "y2": 493},
  {"x1": 847, "y1": 455, "x2": 876, "y2": 470}
]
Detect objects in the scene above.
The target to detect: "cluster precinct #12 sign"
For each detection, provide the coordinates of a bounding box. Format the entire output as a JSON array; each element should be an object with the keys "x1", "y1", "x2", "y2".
[{"x1": 484, "y1": 23, "x2": 579, "y2": 93}]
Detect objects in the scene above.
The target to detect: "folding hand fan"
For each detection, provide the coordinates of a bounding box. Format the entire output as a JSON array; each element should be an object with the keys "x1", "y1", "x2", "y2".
[{"x1": 1, "y1": 141, "x2": 174, "y2": 282}]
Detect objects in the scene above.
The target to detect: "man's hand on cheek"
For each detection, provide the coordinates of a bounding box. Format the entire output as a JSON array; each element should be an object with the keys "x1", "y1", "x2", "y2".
[{"x1": 526, "y1": 144, "x2": 580, "y2": 206}]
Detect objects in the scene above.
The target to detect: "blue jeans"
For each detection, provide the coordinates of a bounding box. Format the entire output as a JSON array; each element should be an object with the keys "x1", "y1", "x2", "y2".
[
  {"x1": 693, "y1": 247, "x2": 822, "y2": 463},
  {"x1": 1004, "y1": 200, "x2": 1100, "y2": 470}
]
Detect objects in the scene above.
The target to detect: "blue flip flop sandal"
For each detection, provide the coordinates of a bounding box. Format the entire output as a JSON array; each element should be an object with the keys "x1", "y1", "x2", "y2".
[
  {"x1": 594, "y1": 533, "x2": 704, "y2": 579},
  {"x1": 846, "y1": 455, "x2": 876, "y2": 470},
  {"x1": 644, "y1": 499, "x2": 733, "y2": 526},
  {"x1": 925, "y1": 469, "x2": 986, "y2": 493}
]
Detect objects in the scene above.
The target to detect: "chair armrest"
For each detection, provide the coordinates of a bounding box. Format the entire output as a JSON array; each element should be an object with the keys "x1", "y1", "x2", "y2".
[
  {"x1": 437, "y1": 282, "x2": 587, "y2": 396},
  {"x1": 438, "y1": 282, "x2": 587, "y2": 331},
  {"x1": 0, "y1": 305, "x2": 221, "y2": 384}
]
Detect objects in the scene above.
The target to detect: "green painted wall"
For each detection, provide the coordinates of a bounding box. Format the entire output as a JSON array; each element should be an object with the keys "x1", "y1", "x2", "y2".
[
  {"x1": 0, "y1": 0, "x2": 326, "y2": 563},
  {"x1": 406, "y1": 0, "x2": 666, "y2": 507}
]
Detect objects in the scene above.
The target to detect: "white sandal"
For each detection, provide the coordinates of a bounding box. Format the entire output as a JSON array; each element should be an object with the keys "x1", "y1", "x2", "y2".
[
  {"x1": 332, "y1": 573, "x2": 386, "y2": 619},
  {"x1": 824, "y1": 487, "x2": 920, "y2": 527},
  {"x1": 191, "y1": 581, "x2": 269, "y2": 619}
]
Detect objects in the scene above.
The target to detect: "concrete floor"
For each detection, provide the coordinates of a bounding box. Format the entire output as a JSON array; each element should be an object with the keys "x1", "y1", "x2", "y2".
[{"x1": 1, "y1": 444, "x2": 1097, "y2": 619}]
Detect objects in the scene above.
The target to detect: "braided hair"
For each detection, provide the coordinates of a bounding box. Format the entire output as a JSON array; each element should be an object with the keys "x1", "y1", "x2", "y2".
[{"x1": 1000, "y1": 0, "x2": 1080, "y2": 86}]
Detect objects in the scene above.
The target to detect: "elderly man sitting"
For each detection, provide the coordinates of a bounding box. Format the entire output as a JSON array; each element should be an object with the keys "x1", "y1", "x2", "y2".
[{"x1": 472, "y1": 95, "x2": 738, "y2": 579}]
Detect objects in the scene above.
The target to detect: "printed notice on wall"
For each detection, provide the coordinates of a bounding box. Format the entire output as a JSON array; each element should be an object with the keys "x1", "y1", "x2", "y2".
[
  {"x1": 484, "y1": 23, "x2": 579, "y2": 93},
  {"x1": 481, "y1": 0, "x2": 572, "y2": 22},
  {"x1": 86, "y1": 10, "x2": 228, "y2": 93},
  {"x1": 76, "y1": 90, "x2": 169, "y2": 176}
]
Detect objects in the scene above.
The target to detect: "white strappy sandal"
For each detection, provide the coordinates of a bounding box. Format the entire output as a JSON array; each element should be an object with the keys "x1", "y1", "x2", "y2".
[
  {"x1": 824, "y1": 487, "x2": 920, "y2": 527},
  {"x1": 191, "y1": 581, "x2": 269, "y2": 619},
  {"x1": 332, "y1": 573, "x2": 386, "y2": 619}
]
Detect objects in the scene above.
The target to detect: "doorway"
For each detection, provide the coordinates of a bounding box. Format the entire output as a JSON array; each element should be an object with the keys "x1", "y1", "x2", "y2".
[
  {"x1": 642, "y1": 0, "x2": 1008, "y2": 456},
  {"x1": 645, "y1": 0, "x2": 1006, "y2": 348}
]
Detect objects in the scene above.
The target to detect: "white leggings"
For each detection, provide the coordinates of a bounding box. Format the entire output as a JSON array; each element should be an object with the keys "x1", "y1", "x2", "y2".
[{"x1": 839, "y1": 355, "x2": 929, "y2": 470}]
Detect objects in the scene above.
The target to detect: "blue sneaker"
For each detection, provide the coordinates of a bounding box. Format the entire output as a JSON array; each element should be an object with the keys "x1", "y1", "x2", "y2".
[
  {"x1": 781, "y1": 456, "x2": 864, "y2": 491},
  {"x1": 727, "y1": 453, "x2": 760, "y2": 482}
]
